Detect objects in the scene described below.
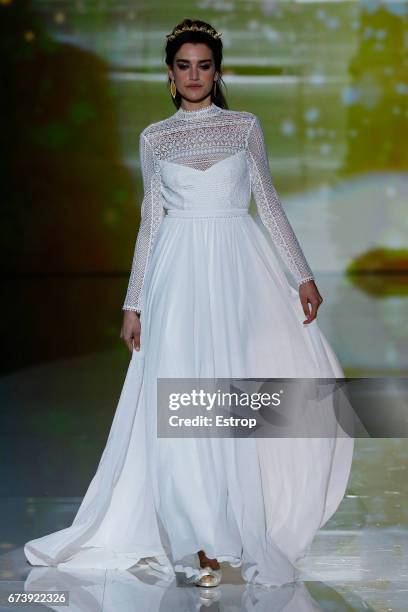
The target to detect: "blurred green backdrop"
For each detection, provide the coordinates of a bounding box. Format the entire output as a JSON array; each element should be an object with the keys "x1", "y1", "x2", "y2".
[{"x1": 1, "y1": 0, "x2": 407, "y2": 373}]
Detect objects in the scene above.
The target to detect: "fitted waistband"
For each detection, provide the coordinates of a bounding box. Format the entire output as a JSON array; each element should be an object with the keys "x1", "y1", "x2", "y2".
[{"x1": 165, "y1": 208, "x2": 250, "y2": 218}]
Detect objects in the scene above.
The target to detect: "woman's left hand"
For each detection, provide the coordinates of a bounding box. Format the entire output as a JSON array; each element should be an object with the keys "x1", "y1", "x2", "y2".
[{"x1": 299, "y1": 280, "x2": 323, "y2": 324}]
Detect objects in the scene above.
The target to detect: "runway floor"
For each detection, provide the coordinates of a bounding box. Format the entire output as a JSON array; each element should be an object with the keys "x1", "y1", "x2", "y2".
[{"x1": 1, "y1": 514, "x2": 407, "y2": 610}]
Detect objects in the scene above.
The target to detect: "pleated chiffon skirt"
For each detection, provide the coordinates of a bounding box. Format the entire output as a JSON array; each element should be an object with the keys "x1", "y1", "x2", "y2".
[{"x1": 24, "y1": 208, "x2": 354, "y2": 587}]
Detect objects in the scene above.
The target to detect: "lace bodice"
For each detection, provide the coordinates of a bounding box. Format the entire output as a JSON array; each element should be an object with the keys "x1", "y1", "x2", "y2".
[{"x1": 123, "y1": 103, "x2": 314, "y2": 313}]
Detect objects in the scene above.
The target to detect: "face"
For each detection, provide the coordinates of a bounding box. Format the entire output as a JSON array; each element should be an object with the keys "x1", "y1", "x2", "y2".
[{"x1": 168, "y1": 42, "x2": 218, "y2": 105}]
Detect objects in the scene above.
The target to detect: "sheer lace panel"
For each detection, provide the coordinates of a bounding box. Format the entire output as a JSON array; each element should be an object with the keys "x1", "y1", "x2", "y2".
[
  {"x1": 123, "y1": 105, "x2": 314, "y2": 313},
  {"x1": 147, "y1": 111, "x2": 249, "y2": 168},
  {"x1": 162, "y1": 151, "x2": 239, "y2": 172},
  {"x1": 246, "y1": 115, "x2": 315, "y2": 287}
]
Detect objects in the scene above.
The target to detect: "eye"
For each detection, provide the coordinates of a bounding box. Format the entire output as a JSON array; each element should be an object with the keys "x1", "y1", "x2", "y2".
[{"x1": 200, "y1": 64, "x2": 211, "y2": 70}]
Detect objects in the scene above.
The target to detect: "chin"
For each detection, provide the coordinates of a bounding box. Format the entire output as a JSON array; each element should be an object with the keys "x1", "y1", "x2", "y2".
[{"x1": 183, "y1": 91, "x2": 209, "y2": 101}]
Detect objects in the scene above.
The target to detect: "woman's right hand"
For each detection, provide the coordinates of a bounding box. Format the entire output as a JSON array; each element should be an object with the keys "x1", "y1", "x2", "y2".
[{"x1": 120, "y1": 310, "x2": 141, "y2": 353}]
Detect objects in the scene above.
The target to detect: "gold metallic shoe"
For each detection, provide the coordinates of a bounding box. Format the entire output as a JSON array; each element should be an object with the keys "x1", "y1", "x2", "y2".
[{"x1": 194, "y1": 565, "x2": 222, "y2": 587}]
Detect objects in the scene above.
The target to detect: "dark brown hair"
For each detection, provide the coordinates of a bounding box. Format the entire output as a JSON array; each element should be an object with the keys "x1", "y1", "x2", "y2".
[{"x1": 165, "y1": 18, "x2": 229, "y2": 110}]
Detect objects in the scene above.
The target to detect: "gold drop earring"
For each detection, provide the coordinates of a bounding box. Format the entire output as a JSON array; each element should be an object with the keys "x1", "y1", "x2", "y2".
[{"x1": 170, "y1": 78, "x2": 177, "y2": 99}]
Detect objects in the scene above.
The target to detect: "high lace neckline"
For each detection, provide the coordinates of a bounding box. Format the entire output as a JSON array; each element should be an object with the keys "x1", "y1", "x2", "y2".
[{"x1": 173, "y1": 102, "x2": 223, "y2": 120}]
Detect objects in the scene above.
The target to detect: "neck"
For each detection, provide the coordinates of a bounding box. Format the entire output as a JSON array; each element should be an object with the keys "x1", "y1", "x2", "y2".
[{"x1": 174, "y1": 102, "x2": 222, "y2": 120}]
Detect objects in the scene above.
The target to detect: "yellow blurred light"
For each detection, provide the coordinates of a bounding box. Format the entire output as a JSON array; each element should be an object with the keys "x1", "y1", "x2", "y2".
[{"x1": 54, "y1": 10, "x2": 65, "y2": 24}]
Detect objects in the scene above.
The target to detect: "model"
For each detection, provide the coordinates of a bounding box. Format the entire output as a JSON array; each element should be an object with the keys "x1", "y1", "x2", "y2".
[{"x1": 24, "y1": 18, "x2": 354, "y2": 589}]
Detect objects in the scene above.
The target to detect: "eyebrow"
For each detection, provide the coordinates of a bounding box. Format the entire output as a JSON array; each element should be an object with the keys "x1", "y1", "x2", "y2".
[{"x1": 175, "y1": 58, "x2": 212, "y2": 62}]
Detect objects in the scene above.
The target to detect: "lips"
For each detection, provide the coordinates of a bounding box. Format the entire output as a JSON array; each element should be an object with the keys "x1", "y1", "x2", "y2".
[{"x1": 187, "y1": 85, "x2": 202, "y2": 88}]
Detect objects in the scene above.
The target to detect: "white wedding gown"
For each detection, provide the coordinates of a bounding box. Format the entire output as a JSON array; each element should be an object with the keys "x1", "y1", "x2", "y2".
[{"x1": 24, "y1": 103, "x2": 354, "y2": 587}]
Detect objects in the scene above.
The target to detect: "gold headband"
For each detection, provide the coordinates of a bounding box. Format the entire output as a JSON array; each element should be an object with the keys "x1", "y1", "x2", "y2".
[{"x1": 166, "y1": 24, "x2": 222, "y2": 42}]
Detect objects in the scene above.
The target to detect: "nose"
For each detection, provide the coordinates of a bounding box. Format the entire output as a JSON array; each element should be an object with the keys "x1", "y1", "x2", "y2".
[{"x1": 189, "y1": 66, "x2": 200, "y2": 80}]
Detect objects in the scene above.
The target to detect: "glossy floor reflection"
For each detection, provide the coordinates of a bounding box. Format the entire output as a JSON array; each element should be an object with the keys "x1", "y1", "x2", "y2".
[
  {"x1": 0, "y1": 522, "x2": 407, "y2": 610},
  {"x1": 0, "y1": 559, "x2": 378, "y2": 611}
]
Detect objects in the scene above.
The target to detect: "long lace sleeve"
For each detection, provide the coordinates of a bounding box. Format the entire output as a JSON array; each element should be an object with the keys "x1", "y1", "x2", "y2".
[
  {"x1": 122, "y1": 131, "x2": 165, "y2": 313},
  {"x1": 246, "y1": 115, "x2": 315, "y2": 287}
]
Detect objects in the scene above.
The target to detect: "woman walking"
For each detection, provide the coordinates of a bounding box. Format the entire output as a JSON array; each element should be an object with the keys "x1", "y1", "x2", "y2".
[{"x1": 24, "y1": 18, "x2": 354, "y2": 589}]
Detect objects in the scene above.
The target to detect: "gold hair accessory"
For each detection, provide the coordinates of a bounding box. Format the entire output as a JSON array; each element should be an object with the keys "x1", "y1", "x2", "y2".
[{"x1": 166, "y1": 24, "x2": 222, "y2": 42}]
